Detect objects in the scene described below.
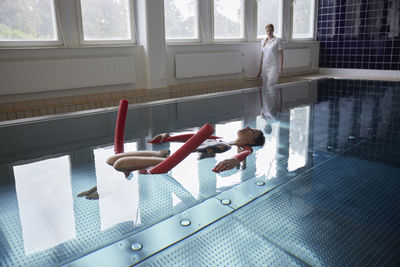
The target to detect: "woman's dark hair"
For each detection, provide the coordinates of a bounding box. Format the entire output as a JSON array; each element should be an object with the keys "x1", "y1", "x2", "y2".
[{"x1": 253, "y1": 131, "x2": 265, "y2": 146}]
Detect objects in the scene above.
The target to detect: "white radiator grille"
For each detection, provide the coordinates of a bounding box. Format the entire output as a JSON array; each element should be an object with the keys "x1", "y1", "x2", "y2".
[
  {"x1": 0, "y1": 56, "x2": 136, "y2": 96},
  {"x1": 283, "y1": 48, "x2": 310, "y2": 69},
  {"x1": 175, "y1": 52, "x2": 242, "y2": 79}
]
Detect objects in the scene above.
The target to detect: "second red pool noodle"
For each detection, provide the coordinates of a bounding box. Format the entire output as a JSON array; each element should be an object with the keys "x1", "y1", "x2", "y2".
[
  {"x1": 149, "y1": 123, "x2": 215, "y2": 174},
  {"x1": 147, "y1": 134, "x2": 221, "y2": 144}
]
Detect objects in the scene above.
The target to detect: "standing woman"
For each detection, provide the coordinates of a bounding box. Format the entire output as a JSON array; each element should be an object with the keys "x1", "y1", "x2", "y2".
[{"x1": 257, "y1": 24, "x2": 284, "y2": 87}]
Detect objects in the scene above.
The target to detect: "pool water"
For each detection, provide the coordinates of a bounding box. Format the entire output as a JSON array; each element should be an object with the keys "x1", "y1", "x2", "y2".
[{"x1": 0, "y1": 79, "x2": 399, "y2": 266}]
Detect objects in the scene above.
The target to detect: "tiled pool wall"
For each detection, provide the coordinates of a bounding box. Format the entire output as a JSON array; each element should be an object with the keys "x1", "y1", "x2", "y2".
[
  {"x1": 318, "y1": 0, "x2": 400, "y2": 70},
  {"x1": 0, "y1": 75, "x2": 313, "y2": 122},
  {"x1": 0, "y1": 78, "x2": 262, "y2": 122}
]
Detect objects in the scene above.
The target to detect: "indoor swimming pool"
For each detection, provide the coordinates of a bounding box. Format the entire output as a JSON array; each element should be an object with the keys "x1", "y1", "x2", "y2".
[{"x1": 0, "y1": 79, "x2": 399, "y2": 266}]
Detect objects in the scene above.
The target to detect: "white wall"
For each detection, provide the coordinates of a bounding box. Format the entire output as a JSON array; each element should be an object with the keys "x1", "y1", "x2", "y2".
[
  {"x1": 166, "y1": 41, "x2": 319, "y2": 86},
  {"x1": 0, "y1": 0, "x2": 319, "y2": 102}
]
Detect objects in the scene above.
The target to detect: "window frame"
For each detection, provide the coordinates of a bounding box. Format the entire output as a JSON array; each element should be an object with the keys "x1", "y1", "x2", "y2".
[
  {"x1": 291, "y1": 0, "x2": 316, "y2": 40},
  {"x1": 0, "y1": 0, "x2": 64, "y2": 48},
  {"x1": 256, "y1": 0, "x2": 284, "y2": 41},
  {"x1": 76, "y1": 0, "x2": 136, "y2": 46},
  {"x1": 164, "y1": 0, "x2": 201, "y2": 43},
  {"x1": 211, "y1": 0, "x2": 246, "y2": 42}
]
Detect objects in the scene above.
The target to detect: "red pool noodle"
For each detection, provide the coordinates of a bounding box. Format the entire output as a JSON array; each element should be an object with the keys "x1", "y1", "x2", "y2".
[
  {"x1": 149, "y1": 123, "x2": 214, "y2": 174},
  {"x1": 114, "y1": 99, "x2": 129, "y2": 154},
  {"x1": 147, "y1": 134, "x2": 220, "y2": 144}
]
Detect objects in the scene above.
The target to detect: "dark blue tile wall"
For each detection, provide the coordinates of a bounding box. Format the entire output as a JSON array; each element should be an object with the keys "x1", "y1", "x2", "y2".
[{"x1": 317, "y1": 0, "x2": 400, "y2": 70}]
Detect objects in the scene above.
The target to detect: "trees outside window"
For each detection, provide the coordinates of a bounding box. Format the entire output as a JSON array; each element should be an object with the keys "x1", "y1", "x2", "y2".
[
  {"x1": 164, "y1": 0, "x2": 198, "y2": 41},
  {"x1": 292, "y1": 0, "x2": 315, "y2": 39},
  {"x1": 80, "y1": 0, "x2": 133, "y2": 41},
  {"x1": 213, "y1": 0, "x2": 244, "y2": 40},
  {"x1": 0, "y1": 0, "x2": 58, "y2": 42},
  {"x1": 257, "y1": 0, "x2": 282, "y2": 39}
]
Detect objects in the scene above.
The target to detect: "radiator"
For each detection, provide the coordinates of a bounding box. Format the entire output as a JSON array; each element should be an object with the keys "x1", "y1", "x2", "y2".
[
  {"x1": 283, "y1": 48, "x2": 310, "y2": 69},
  {"x1": 175, "y1": 52, "x2": 242, "y2": 79},
  {"x1": 0, "y1": 56, "x2": 136, "y2": 95}
]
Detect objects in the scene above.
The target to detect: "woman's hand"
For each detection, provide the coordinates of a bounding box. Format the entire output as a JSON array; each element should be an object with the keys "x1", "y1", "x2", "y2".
[
  {"x1": 148, "y1": 133, "x2": 170, "y2": 143},
  {"x1": 213, "y1": 158, "x2": 240, "y2": 173}
]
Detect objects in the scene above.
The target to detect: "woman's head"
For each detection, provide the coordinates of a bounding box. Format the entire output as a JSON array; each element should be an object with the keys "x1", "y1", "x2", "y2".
[
  {"x1": 235, "y1": 127, "x2": 265, "y2": 147},
  {"x1": 265, "y1": 24, "x2": 274, "y2": 37}
]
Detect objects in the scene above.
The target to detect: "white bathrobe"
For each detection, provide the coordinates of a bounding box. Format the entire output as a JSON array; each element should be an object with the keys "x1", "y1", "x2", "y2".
[{"x1": 261, "y1": 37, "x2": 283, "y2": 87}]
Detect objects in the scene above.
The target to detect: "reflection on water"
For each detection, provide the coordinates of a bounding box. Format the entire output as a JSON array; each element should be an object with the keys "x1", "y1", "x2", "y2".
[
  {"x1": 289, "y1": 106, "x2": 310, "y2": 172},
  {"x1": 13, "y1": 156, "x2": 75, "y2": 254},
  {"x1": 94, "y1": 142, "x2": 140, "y2": 231},
  {"x1": 215, "y1": 121, "x2": 244, "y2": 188},
  {"x1": 171, "y1": 141, "x2": 200, "y2": 199},
  {"x1": 258, "y1": 84, "x2": 314, "y2": 174},
  {"x1": 256, "y1": 115, "x2": 279, "y2": 179}
]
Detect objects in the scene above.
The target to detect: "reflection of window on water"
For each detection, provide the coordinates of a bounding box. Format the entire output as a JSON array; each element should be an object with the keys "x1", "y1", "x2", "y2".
[
  {"x1": 215, "y1": 121, "x2": 243, "y2": 187},
  {"x1": 13, "y1": 156, "x2": 75, "y2": 254},
  {"x1": 216, "y1": 121, "x2": 242, "y2": 142},
  {"x1": 288, "y1": 106, "x2": 310, "y2": 172},
  {"x1": 93, "y1": 142, "x2": 141, "y2": 230},
  {"x1": 170, "y1": 137, "x2": 200, "y2": 199},
  {"x1": 172, "y1": 121, "x2": 244, "y2": 194},
  {"x1": 256, "y1": 116, "x2": 279, "y2": 178}
]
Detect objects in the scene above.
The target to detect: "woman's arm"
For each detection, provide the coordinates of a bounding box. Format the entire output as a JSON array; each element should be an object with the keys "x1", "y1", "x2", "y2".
[
  {"x1": 279, "y1": 50, "x2": 283, "y2": 74},
  {"x1": 257, "y1": 52, "x2": 264, "y2": 79},
  {"x1": 212, "y1": 147, "x2": 253, "y2": 172},
  {"x1": 147, "y1": 133, "x2": 171, "y2": 143}
]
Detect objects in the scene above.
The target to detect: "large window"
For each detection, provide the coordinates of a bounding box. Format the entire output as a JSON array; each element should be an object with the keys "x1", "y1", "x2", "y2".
[
  {"x1": 292, "y1": 0, "x2": 315, "y2": 39},
  {"x1": 79, "y1": 0, "x2": 134, "y2": 43},
  {"x1": 257, "y1": 0, "x2": 282, "y2": 39},
  {"x1": 164, "y1": 0, "x2": 198, "y2": 41},
  {"x1": 213, "y1": 0, "x2": 245, "y2": 40},
  {"x1": 0, "y1": 0, "x2": 59, "y2": 45}
]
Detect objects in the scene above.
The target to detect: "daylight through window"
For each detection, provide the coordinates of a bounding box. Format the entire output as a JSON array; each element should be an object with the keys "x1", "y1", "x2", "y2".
[
  {"x1": 292, "y1": 0, "x2": 315, "y2": 39},
  {"x1": 80, "y1": 0, "x2": 133, "y2": 41},
  {"x1": 0, "y1": 0, "x2": 58, "y2": 42},
  {"x1": 164, "y1": 0, "x2": 198, "y2": 40},
  {"x1": 257, "y1": 0, "x2": 282, "y2": 39},
  {"x1": 213, "y1": 0, "x2": 244, "y2": 40}
]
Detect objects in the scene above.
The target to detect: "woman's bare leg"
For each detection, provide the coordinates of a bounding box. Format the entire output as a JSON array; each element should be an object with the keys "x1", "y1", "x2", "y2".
[
  {"x1": 106, "y1": 150, "x2": 170, "y2": 165},
  {"x1": 113, "y1": 156, "x2": 165, "y2": 173}
]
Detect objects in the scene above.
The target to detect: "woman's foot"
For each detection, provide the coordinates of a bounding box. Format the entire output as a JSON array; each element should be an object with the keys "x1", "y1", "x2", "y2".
[
  {"x1": 85, "y1": 191, "x2": 99, "y2": 200},
  {"x1": 124, "y1": 170, "x2": 132, "y2": 178},
  {"x1": 77, "y1": 186, "x2": 99, "y2": 199},
  {"x1": 77, "y1": 186, "x2": 97, "y2": 197}
]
